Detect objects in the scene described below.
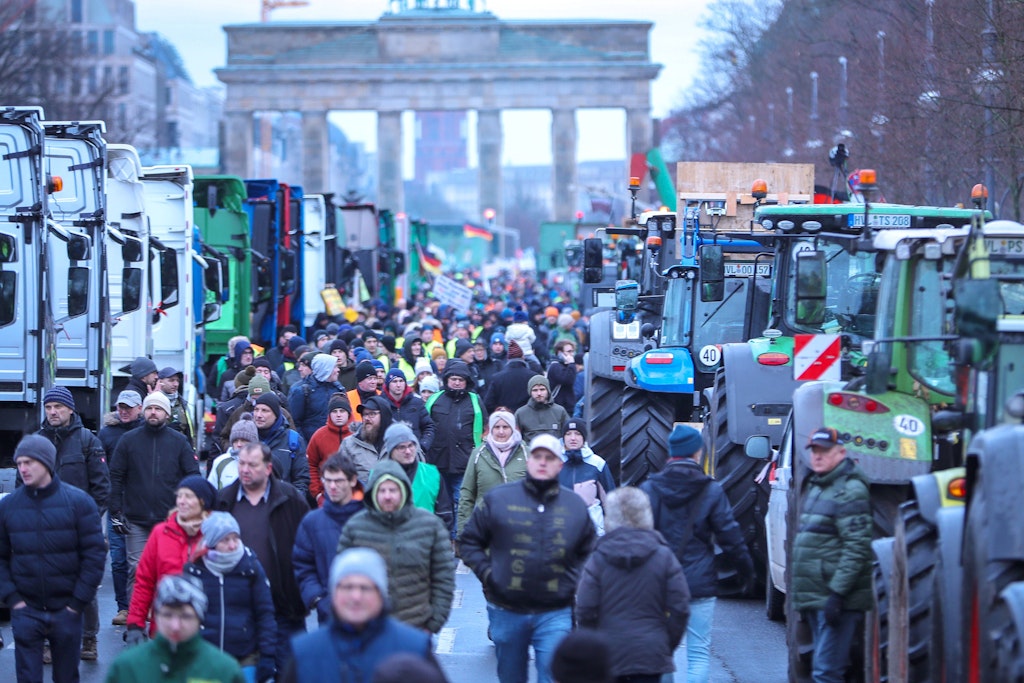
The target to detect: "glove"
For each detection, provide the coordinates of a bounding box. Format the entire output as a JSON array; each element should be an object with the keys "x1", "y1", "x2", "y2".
[
  {"x1": 824, "y1": 592, "x2": 843, "y2": 626},
  {"x1": 124, "y1": 626, "x2": 147, "y2": 647},
  {"x1": 110, "y1": 513, "x2": 130, "y2": 536}
]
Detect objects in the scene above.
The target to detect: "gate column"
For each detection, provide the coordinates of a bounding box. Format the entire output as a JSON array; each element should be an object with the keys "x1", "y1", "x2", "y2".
[
  {"x1": 377, "y1": 111, "x2": 404, "y2": 212},
  {"x1": 551, "y1": 108, "x2": 577, "y2": 222},
  {"x1": 477, "y1": 109, "x2": 503, "y2": 224}
]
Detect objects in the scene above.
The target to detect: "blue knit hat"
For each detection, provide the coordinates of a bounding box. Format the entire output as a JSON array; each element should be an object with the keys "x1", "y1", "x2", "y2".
[
  {"x1": 42, "y1": 386, "x2": 75, "y2": 411},
  {"x1": 14, "y1": 434, "x2": 57, "y2": 474},
  {"x1": 330, "y1": 547, "x2": 389, "y2": 602},
  {"x1": 177, "y1": 475, "x2": 216, "y2": 511},
  {"x1": 201, "y1": 512, "x2": 241, "y2": 548},
  {"x1": 667, "y1": 424, "x2": 703, "y2": 459}
]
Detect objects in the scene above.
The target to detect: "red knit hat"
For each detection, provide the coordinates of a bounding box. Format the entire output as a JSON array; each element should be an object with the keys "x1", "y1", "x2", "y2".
[{"x1": 507, "y1": 339, "x2": 523, "y2": 359}]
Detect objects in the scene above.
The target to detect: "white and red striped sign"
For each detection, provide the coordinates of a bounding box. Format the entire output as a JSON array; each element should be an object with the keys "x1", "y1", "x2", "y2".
[{"x1": 793, "y1": 334, "x2": 841, "y2": 381}]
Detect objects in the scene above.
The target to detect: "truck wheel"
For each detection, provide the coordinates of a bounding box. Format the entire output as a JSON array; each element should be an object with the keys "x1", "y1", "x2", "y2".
[
  {"x1": 587, "y1": 373, "x2": 622, "y2": 483},
  {"x1": 867, "y1": 537, "x2": 894, "y2": 683},
  {"x1": 888, "y1": 501, "x2": 937, "y2": 683},
  {"x1": 963, "y1": 471, "x2": 1024, "y2": 683},
  {"x1": 703, "y1": 369, "x2": 769, "y2": 593},
  {"x1": 619, "y1": 388, "x2": 672, "y2": 486}
]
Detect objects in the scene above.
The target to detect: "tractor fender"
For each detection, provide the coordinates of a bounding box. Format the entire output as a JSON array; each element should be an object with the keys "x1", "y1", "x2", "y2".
[
  {"x1": 910, "y1": 468, "x2": 966, "y2": 528},
  {"x1": 872, "y1": 536, "x2": 895, "y2": 597},
  {"x1": 720, "y1": 342, "x2": 798, "y2": 447},
  {"x1": 966, "y1": 425, "x2": 1024, "y2": 564},
  {"x1": 587, "y1": 309, "x2": 644, "y2": 383},
  {"x1": 933, "y1": 505, "x2": 965, "y2": 676}
]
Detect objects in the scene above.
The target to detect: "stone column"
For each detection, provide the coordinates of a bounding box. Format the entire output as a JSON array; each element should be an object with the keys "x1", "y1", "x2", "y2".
[
  {"x1": 377, "y1": 111, "x2": 404, "y2": 213},
  {"x1": 301, "y1": 111, "x2": 329, "y2": 191},
  {"x1": 477, "y1": 110, "x2": 503, "y2": 224},
  {"x1": 222, "y1": 110, "x2": 254, "y2": 178},
  {"x1": 626, "y1": 108, "x2": 652, "y2": 161},
  {"x1": 551, "y1": 108, "x2": 577, "y2": 222}
]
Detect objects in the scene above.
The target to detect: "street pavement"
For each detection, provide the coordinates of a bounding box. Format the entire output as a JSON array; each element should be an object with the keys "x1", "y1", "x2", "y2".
[{"x1": 0, "y1": 556, "x2": 787, "y2": 682}]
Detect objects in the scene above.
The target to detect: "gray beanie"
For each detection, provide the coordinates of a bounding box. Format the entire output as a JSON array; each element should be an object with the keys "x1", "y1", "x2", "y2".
[
  {"x1": 14, "y1": 434, "x2": 57, "y2": 474},
  {"x1": 330, "y1": 547, "x2": 389, "y2": 601},
  {"x1": 154, "y1": 574, "x2": 208, "y2": 621},
  {"x1": 527, "y1": 375, "x2": 551, "y2": 393},
  {"x1": 382, "y1": 422, "x2": 419, "y2": 458},
  {"x1": 130, "y1": 356, "x2": 158, "y2": 380},
  {"x1": 311, "y1": 353, "x2": 337, "y2": 382},
  {"x1": 229, "y1": 413, "x2": 259, "y2": 444},
  {"x1": 419, "y1": 376, "x2": 441, "y2": 394},
  {"x1": 201, "y1": 512, "x2": 241, "y2": 548}
]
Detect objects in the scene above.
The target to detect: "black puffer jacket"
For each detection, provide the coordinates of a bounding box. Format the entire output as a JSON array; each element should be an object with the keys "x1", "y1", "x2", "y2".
[
  {"x1": 109, "y1": 422, "x2": 200, "y2": 525},
  {"x1": 460, "y1": 475, "x2": 595, "y2": 613},
  {"x1": 98, "y1": 412, "x2": 143, "y2": 458},
  {"x1": 576, "y1": 527, "x2": 691, "y2": 676},
  {"x1": 385, "y1": 389, "x2": 436, "y2": 453},
  {"x1": 482, "y1": 359, "x2": 535, "y2": 413},
  {"x1": 0, "y1": 477, "x2": 106, "y2": 612},
  {"x1": 641, "y1": 459, "x2": 753, "y2": 598},
  {"x1": 258, "y1": 413, "x2": 311, "y2": 498},
  {"x1": 425, "y1": 388, "x2": 485, "y2": 475},
  {"x1": 36, "y1": 413, "x2": 110, "y2": 513}
]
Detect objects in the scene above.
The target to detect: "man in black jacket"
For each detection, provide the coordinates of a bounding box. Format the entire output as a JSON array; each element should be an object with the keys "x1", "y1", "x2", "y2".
[
  {"x1": 483, "y1": 340, "x2": 535, "y2": 413},
  {"x1": 34, "y1": 385, "x2": 110, "y2": 661},
  {"x1": 109, "y1": 391, "x2": 200, "y2": 599},
  {"x1": 252, "y1": 393, "x2": 311, "y2": 498},
  {"x1": 0, "y1": 435, "x2": 106, "y2": 683},
  {"x1": 460, "y1": 434, "x2": 595, "y2": 683},
  {"x1": 383, "y1": 368, "x2": 435, "y2": 452},
  {"x1": 641, "y1": 424, "x2": 753, "y2": 683},
  {"x1": 216, "y1": 442, "x2": 309, "y2": 675}
]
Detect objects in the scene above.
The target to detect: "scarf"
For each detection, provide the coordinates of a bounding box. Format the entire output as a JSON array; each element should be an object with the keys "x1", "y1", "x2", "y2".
[
  {"x1": 177, "y1": 512, "x2": 205, "y2": 539},
  {"x1": 204, "y1": 545, "x2": 245, "y2": 575},
  {"x1": 165, "y1": 391, "x2": 179, "y2": 403},
  {"x1": 486, "y1": 429, "x2": 522, "y2": 467}
]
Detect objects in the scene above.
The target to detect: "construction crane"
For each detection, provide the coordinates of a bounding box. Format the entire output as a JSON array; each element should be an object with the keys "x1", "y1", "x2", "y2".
[{"x1": 261, "y1": 0, "x2": 310, "y2": 22}]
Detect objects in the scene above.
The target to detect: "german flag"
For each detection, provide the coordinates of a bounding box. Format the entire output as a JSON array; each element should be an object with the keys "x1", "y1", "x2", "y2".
[
  {"x1": 417, "y1": 244, "x2": 443, "y2": 275},
  {"x1": 463, "y1": 223, "x2": 493, "y2": 241}
]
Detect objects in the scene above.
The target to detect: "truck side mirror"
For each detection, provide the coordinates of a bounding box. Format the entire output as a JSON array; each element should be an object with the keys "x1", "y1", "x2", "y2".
[
  {"x1": 121, "y1": 238, "x2": 142, "y2": 263},
  {"x1": 121, "y1": 267, "x2": 142, "y2": 313},
  {"x1": 795, "y1": 251, "x2": 827, "y2": 325},
  {"x1": 206, "y1": 184, "x2": 219, "y2": 217},
  {"x1": 67, "y1": 234, "x2": 90, "y2": 261},
  {"x1": 699, "y1": 244, "x2": 725, "y2": 302},
  {"x1": 744, "y1": 434, "x2": 772, "y2": 460},
  {"x1": 159, "y1": 251, "x2": 180, "y2": 310},
  {"x1": 583, "y1": 238, "x2": 604, "y2": 284},
  {"x1": 954, "y1": 279, "x2": 1001, "y2": 348}
]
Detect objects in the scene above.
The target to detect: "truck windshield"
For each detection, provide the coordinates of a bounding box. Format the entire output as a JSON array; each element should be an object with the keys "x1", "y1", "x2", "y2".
[
  {"x1": 692, "y1": 278, "x2": 751, "y2": 351},
  {"x1": 785, "y1": 237, "x2": 879, "y2": 342}
]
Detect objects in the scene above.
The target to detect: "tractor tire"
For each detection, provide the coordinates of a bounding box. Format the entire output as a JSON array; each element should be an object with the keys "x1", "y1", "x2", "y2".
[
  {"x1": 587, "y1": 372, "x2": 623, "y2": 483},
  {"x1": 702, "y1": 368, "x2": 769, "y2": 593},
  {"x1": 888, "y1": 501, "x2": 937, "y2": 683},
  {"x1": 766, "y1": 562, "x2": 786, "y2": 621},
  {"x1": 962, "y1": 471, "x2": 1024, "y2": 683},
  {"x1": 995, "y1": 583, "x2": 1024, "y2": 682},
  {"x1": 867, "y1": 537, "x2": 894, "y2": 683},
  {"x1": 619, "y1": 387, "x2": 672, "y2": 487}
]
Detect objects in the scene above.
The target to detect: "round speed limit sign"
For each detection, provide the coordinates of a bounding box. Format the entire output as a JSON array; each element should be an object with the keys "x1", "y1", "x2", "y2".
[{"x1": 699, "y1": 345, "x2": 722, "y2": 367}]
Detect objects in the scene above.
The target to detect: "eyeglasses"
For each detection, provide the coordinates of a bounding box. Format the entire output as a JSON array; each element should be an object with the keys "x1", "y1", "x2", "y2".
[
  {"x1": 392, "y1": 443, "x2": 417, "y2": 451},
  {"x1": 336, "y1": 582, "x2": 378, "y2": 595}
]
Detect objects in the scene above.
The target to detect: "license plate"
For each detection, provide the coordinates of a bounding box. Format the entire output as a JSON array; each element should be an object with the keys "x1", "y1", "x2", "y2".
[
  {"x1": 985, "y1": 238, "x2": 1024, "y2": 255},
  {"x1": 848, "y1": 213, "x2": 912, "y2": 228},
  {"x1": 724, "y1": 262, "x2": 772, "y2": 277}
]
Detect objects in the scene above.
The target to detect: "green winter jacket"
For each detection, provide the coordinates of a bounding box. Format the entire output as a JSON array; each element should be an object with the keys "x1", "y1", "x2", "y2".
[
  {"x1": 457, "y1": 440, "x2": 529, "y2": 532},
  {"x1": 514, "y1": 397, "x2": 569, "y2": 444},
  {"x1": 104, "y1": 633, "x2": 244, "y2": 683},
  {"x1": 790, "y1": 457, "x2": 874, "y2": 611},
  {"x1": 337, "y1": 460, "x2": 456, "y2": 633}
]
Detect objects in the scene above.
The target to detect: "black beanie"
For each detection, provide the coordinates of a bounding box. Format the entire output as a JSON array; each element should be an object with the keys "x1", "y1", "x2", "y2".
[
  {"x1": 355, "y1": 360, "x2": 378, "y2": 382},
  {"x1": 328, "y1": 392, "x2": 352, "y2": 414},
  {"x1": 14, "y1": 434, "x2": 57, "y2": 475},
  {"x1": 254, "y1": 393, "x2": 281, "y2": 419},
  {"x1": 563, "y1": 419, "x2": 588, "y2": 442}
]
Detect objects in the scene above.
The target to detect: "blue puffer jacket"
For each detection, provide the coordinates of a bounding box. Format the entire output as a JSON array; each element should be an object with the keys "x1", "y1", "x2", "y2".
[
  {"x1": 0, "y1": 477, "x2": 106, "y2": 612},
  {"x1": 292, "y1": 495, "x2": 364, "y2": 622},
  {"x1": 258, "y1": 414, "x2": 311, "y2": 498},
  {"x1": 184, "y1": 549, "x2": 276, "y2": 660},
  {"x1": 641, "y1": 459, "x2": 753, "y2": 598},
  {"x1": 289, "y1": 377, "x2": 345, "y2": 443},
  {"x1": 284, "y1": 614, "x2": 434, "y2": 683}
]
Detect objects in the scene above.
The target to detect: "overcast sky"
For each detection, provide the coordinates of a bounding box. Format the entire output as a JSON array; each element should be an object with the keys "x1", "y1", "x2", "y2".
[{"x1": 136, "y1": 0, "x2": 713, "y2": 165}]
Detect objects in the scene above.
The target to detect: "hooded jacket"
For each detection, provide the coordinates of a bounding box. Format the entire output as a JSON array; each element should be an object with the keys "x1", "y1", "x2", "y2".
[
  {"x1": 292, "y1": 488, "x2": 365, "y2": 623},
  {"x1": 336, "y1": 461, "x2": 455, "y2": 633},
  {"x1": 185, "y1": 547, "x2": 277, "y2": 660},
  {"x1": 514, "y1": 378, "x2": 569, "y2": 444},
  {"x1": 339, "y1": 395, "x2": 393, "y2": 484},
  {"x1": 641, "y1": 458, "x2": 753, "y2": 598},
  {"x1": 790, "y1": 457, "x2": 873, "y2": 611},
  {"x1": 482, "y1": 358, "x2": 536, "y2": 413},
  {"x1": 36, "y1": 412, "x2": 110, "y2": 513},
  {"x1": 215, "y1": 478, "x2": 310, "y2": 622},
  {"x1": 110, "y1": 420, "x2": 200, "y2": 525},
  {"x1": 576, "y1": 527, "x2": 691, "y2": 676},
  {"x1": 457, "y1": 440, "x2": 529, "y2": 532},
  {"x1": 459, "y1": 473, "x2": 595, "y2": 614},
  {"x1": 305, "y1": 413, "x2": 352, "y2": 501},
  {"x1": 258, "y1": 413, "x2": 311, "y2": 498},
  {"x1": 425, "y1": 362, "x2": 487, "y2": 475}
]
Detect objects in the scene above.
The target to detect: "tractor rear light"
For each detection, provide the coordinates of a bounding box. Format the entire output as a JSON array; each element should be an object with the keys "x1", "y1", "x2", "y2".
[
  {"x1": 827, "y1": 392, "x2": 891, "y2": 413},
  {"x1": 612, "y1": 365, "x2": 626, "y2": 373},
  {"x1": 948, "y1": 477, "x2": 967, "y2": 500},
  {"x1": 865, "y1": 400, "x2": 879, "y2": 412},
  {"x1": 645, "y1": 353, "x2": 673, "y2": 365},
  {"x1": 828, "y1": 393, "x2": 844, "y2": 406},
  {"x1": 757, "y1": 352, "x2": 789, "y2": 366}
]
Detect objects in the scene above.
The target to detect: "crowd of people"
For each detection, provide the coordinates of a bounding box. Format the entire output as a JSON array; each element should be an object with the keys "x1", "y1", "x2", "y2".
[{"x1": 0, "y1": 287, "x2": 873, "y2": 683}]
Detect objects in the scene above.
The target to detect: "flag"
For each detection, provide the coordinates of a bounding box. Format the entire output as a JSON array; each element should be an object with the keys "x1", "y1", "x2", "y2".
[
  {"x1": 417, "y1": 243, "x2": 443, "y2": 275},
  {"x1": 590, "y1": 196, "x2": 613, "y2": 215},
  {"x1": 463, "y1": 223, "x2": 493, "y2": 241}
]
